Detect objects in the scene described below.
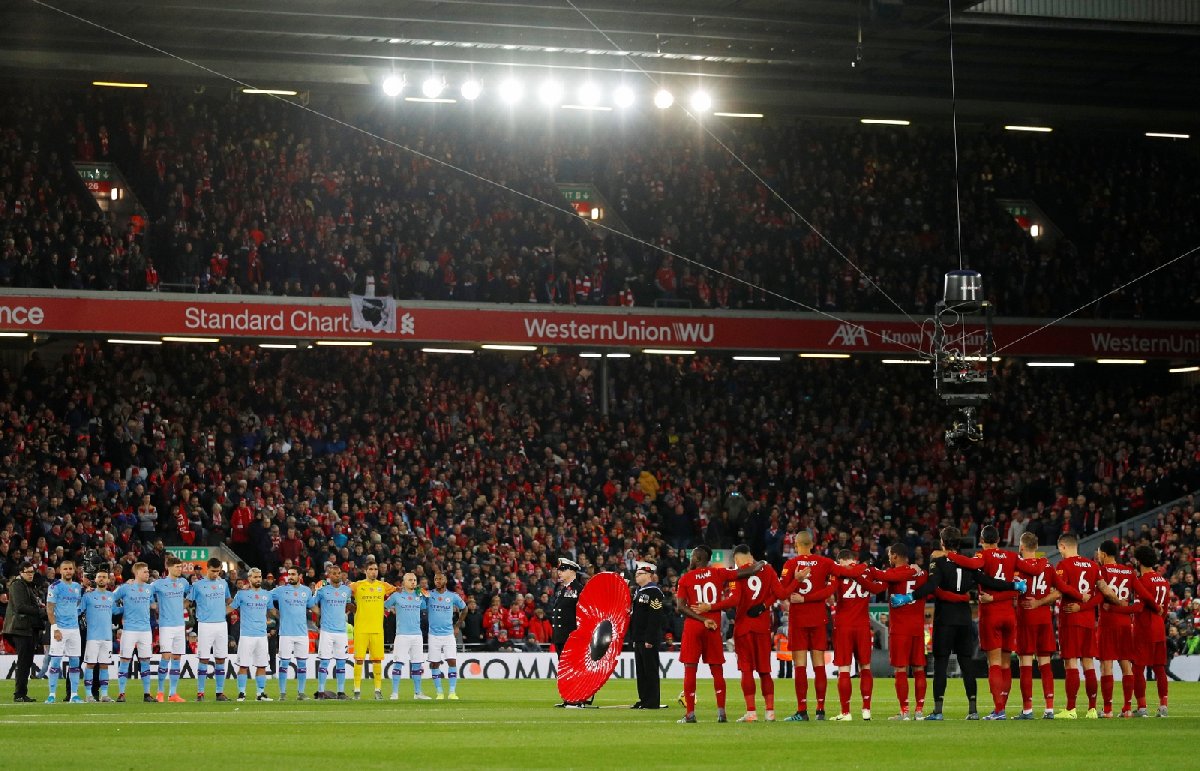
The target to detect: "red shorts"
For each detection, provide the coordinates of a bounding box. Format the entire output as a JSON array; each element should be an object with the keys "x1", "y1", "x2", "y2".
[
  {"x1": 1097, "y1": 624, "x2": 1135, "y2": 662},
  {"x1": 680, "y1": 626, "x2": 725, "y2": 666},
  {"x1": 832, "y1": 626, "x2": 873, "y2": 667},
  {"x1": 734, "y1": 631, "x2": 772, "y2": 674},
  {"x1": 978, "y1": 615, "x2": 1017, "y2": 652},
  {"x1": 1134, "y1": 640, "x2": 1167, "y2": 667},
  {"x1": 1058, "y1": 623, "x2": 1096, "y2": 660},
  {"x1": 1016, "y1": 622, "x2": 1057, "y2": 656},
  {"x1": 888, "y1": 633, "x2": 926, "y2": 668},
  {"x1": 788, "y1": 623, "x2": 828, "y2": 653}
]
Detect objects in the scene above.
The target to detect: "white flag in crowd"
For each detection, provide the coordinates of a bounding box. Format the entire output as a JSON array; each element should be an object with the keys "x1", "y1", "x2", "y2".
[{"x1": 349, "y1": 294, "x2": 397, "y2": 333}]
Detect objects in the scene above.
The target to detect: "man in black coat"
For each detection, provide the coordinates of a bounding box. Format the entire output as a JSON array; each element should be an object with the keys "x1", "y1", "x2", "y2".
[
  {"x1": 628, "y1": 561, "x2": 667, "y2": 709},
  {"x1": 3, "y1": 564, "x2": 45, "y2": 701},
  {"x1": 550, "y1": 557, "x2": 586, "y2": 707}
]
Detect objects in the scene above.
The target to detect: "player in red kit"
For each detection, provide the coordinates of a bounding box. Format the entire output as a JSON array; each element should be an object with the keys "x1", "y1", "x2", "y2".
[
  {"x1": 778, "y1": 531, "x2": 838, "y2": 721},
  {"x1": 829, "y1": 550, "x2": 886, "y2": 721},
  {"x1": 874, "y1": 543, "x2": 928, "y2": 720},
  {"x1": 1013, "y1": 532, "x2": 1061, "y2": 719},
  {"x1": 944, "y1": 525, "x2": 1020, "y2": 719},
  {"x1": 1130, "y1": 545, "x2": 1173, "y2": 718},
  {"x1": 1095, "y1": 540, "x2": 1146, "y2": 717},
  {"x1": 1053, "y1": 533, "x2": 1105, "y2": 719},
  {"x1": 696, "y1": 544, "x2": 799, "y2": 723},
  {"x1": 674, "y1": 544, "x2": 767, "y2": 724}
]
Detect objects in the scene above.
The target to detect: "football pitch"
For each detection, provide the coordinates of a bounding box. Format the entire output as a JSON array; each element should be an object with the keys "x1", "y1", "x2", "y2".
[{"x1": 2, "y1": 678, "x2": 1198, "y2": 769}]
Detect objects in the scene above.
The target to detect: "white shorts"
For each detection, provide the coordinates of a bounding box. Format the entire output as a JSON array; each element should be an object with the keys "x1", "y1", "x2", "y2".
[
  {"x1": 49, "y1": 626, "x2": 82, "y2": 657},
  {"x1": 393, "y1": 634, "x2": 425, "y2": 665},
  {"x1": 158, "y1": 626, "x2": 186, "y2": 655},
  {"x1": 238, "y1": 636, "x2": 270, "y2": 670},
  {"x1": 278, "y1": 635, "x2": 308, "y2": 659},
  {"x1": 317, "y1": 631, "x2": 350, "y2": 661},
  {"x1": 84, "y1": 639, "x2": 114, "y2": 665},
  {"x1": 197, "y1": 622, "x2": 229, "y2": 660},
  {"x1": 120, "y1": 630, "x2": 153, "y2": 660},
  {"x1": 427, "y1": 634, "x2": 458, "y2": 663}
]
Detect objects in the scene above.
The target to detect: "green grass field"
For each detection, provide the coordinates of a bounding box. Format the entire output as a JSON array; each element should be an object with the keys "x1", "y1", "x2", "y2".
[{"x1": 2, "y1": 677, "x2": 1198, "y2": 769}]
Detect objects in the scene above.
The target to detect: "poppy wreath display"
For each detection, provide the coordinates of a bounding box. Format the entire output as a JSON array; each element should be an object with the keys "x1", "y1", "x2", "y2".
[{"x1": 556, "y1": 572, "x2": 632, "y2": 704}]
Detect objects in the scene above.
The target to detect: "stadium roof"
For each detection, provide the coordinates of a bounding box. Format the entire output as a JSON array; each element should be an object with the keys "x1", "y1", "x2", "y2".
[{"x1": 2, "y1": 0, "x2": 1198, "y2": 125}]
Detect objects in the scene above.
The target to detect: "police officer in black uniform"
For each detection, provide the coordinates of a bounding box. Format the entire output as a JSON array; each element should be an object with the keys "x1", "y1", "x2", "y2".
[
  {"x1": 550, "y1": 557, "x2": 586, "y2": 706},
  {"x1": 629, "y1": 560, "x2": 667, "y2": 709}
]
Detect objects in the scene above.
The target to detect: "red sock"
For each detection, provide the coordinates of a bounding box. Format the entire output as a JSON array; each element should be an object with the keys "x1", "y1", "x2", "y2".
[
  {"x1": 1121, "y1": 673, "x2": 1133, "y2": 712},
  {"x1": 860, "y1": 669, "x2": 873, "y2": 710},
  {"x1": 1001, "y1": 666, "x2": 1013, "y2": 710},
  {"x1": 795, "y1": 666, "x2": 808, "y2": 712},
  {"x1": 814, "y1": 666, "x2": 827, "y2": 711},
  {"x1": 710, "y1": 666, "x2": 727, "y2": 710},
  {"x1": 761, "y1": 674, "x2": 775, "y2": 711},
  {"x1": 914, "y1": 669, "x2": 927, "y2": 711},
  {"x1": 837, "y1": 671, "x2": 851, "y2": 714},
  {"x1": 1084, "y1": 669, "x2": 1098, "y2": 710},
  {"x1": 1134, "y1": 667, "x2": 1147, "y2": 709},
  {"x1": 1101, "y1": 674, "x2": 1114, "y2": 712},
  {"x1": 1020, "y1": 665, "x2": 1034, "y2": 711},
  {"x1": 740, "y1": 671, "x2": 757, "y2": 711},
  {"x1": 1040, "y1": 663, "x2": 1055, "y2": 710},
  {"x1": 1153, "y1": 666, "x2": 1168, "y2": 707},
  {"x1": 895, "y1": 671, "x2": 909, "y2": 712},
  {"x1": 684, "y1": 665, "x2": 697, "y2": 715},
  {"x1": 988, "y1": 665, "x2": 1004, "y2": 712},
  {"x1": 1065, "y1": 668, "x2": 1080, "y2": 710}
]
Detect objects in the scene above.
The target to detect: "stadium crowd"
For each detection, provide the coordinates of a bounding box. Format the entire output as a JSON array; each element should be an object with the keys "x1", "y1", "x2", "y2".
[
  {"x1": 1, "y1": 87, "x2": 1198, "y2": 319},
  {"x1": 0, "y1": 342, "x2": 1196, "y2": 655}
]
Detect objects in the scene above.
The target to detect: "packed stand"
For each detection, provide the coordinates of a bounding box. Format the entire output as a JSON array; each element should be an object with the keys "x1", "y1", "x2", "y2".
[
  {"x1": 0, "y1": 343, "x2": 1196, "y2": 652},
  {"x1": 1, "y1": 87, "x2": 1198, "y2": 320}
]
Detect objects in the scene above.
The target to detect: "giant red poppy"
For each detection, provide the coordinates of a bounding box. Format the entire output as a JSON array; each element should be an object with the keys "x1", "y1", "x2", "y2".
[{"x1": 557, "y1": 572, "x2": 632, "y2": 704}]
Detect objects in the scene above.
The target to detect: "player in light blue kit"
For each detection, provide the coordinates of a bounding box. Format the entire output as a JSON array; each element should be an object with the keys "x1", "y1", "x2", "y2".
[
  {"x1": 150, "y1": 556, "x2": 189, "y2": 702},
  {"x1": 187, "y1": 557, "x2": 232, "y2": 701},
  {"x1": 113, "y1": 562, "x2": 156, "y2": 702},
  {"x1": 426, "y1": 571, "x2": 466, "y2": 700},
  {"x1": 308, "y1": 564, "x2": 355, "y2": 699},
  {"x1": 271, "y1": 566, "x2": 314, "y2": 700},
  {"x1": 45, "y1": 560, "x2": 84, "y2": 703},
  {"x1": 81, "y1": 567, "x2": 121, "y2": 702},
  {"x1": 385, "y1": 572, "x2": 430, "y2": 700},
  {"x1": 231, "y1": 567, "x2": 274, "y2": 702}
]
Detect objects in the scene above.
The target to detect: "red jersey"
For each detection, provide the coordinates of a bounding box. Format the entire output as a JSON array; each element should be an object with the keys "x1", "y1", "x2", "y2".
[
  {"x1": 711, "y1": 564, "x2": 784, "y2": 635},
  {"x1": 677, "y1": 565, "x2": 738, "y2": 629},
  {"x1": 1134, "y1": 572, "x2": 1172, "y2": 643},
  {"x1": 1098, "y1": 563, "x2": 1142, "y2": 628},
  {"x1": 832, "y1": 566, "x2": 885, "y2": 630},
  {"x1": 780, "y1": 554, "x2": 836, "y2": 627},
  {"x1": 1055, "y1": 556, "x2": 1102, "y2": 628},
  {"x1": 947, "y1": 548, "x2": 1018, "y2": 618},
  {"x1": 1015, "y1": 556, "x2": 1056, "y2": 625},
  {"x1": 874, "y1": 564, "x2": 927, "y2": 637}
]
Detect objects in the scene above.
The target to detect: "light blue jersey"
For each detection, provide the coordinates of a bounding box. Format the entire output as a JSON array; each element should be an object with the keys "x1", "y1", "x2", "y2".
[
  {"x1": 426, "y1": 590, "x2": 465, "y2": 637},
  {"x1": 385, "y1": 591, "x2": 427, "y2": 636},
  {"x1": 231, "y1": 588, "x2": 271, "y2": 638},
  {"x1": 47, "y1": 580, "x2": 83, "y2": 630},
  {"x1": 271, "y1": 584, "x2": 313, "y2": 638},
  {"x1": 151, "y1": 577, "x2": 189, "y2": 628},
  {"x1": 309, "y1": 583, "x2": 352, "y2": 633},
  {"x1": 187, "y1": 578, "x2": 231, "y2": 624},
  {"x1": 113, "y1": 581, "x2": 154, "y2": 632},
  {"x1": 81, "y1": 590, "x2": 121, "y2": 641}
]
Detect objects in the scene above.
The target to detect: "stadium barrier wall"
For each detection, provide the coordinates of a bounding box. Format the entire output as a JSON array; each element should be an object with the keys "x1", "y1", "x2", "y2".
[{"x1": 0, "y1": 652, "x2": 850, "y2": 680}]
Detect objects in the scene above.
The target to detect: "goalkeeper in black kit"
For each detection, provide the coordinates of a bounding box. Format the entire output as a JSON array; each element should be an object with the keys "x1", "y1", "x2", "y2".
[{"x1": 891, "y1": 527, "x2": 1026, "y2": 721}]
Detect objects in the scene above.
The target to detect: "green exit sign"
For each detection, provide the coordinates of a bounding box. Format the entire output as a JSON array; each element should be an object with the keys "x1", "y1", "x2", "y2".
[{"x1": 166, "y1": 546, "x2": 210, "y2": 562}]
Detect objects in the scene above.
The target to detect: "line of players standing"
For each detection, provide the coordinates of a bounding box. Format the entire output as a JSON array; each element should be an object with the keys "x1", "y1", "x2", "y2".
[
  {"x1": 34, "y1": 555, "x2": 467, "y2": 704},
  {"x1": 669, "y1": 526, "x2": 1174, "y2": 723}
]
